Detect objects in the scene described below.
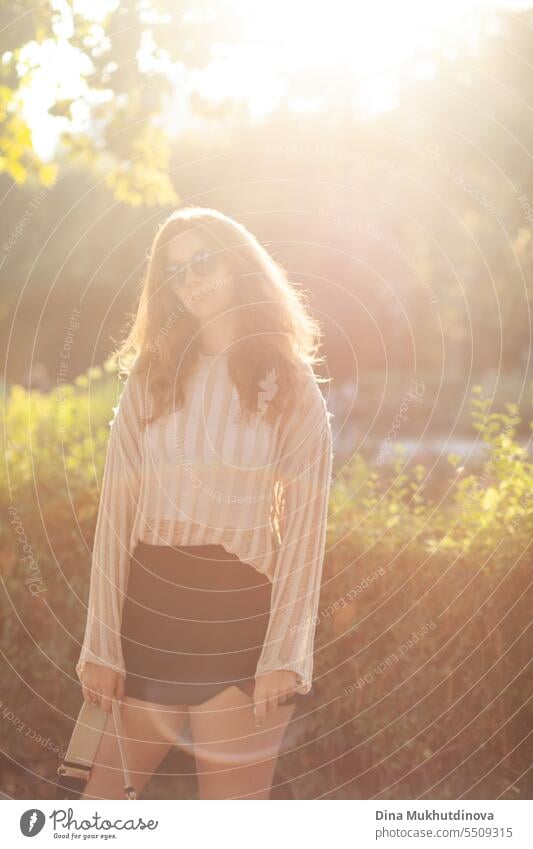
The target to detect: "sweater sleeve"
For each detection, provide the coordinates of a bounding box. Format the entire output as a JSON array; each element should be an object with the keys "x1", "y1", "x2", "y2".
[
  {"x1": 75, "y1": 368, "x2": 145, "y2": 683},
  {"x1": 255, "y1": 365, "x2": 334, "y2": 695}
]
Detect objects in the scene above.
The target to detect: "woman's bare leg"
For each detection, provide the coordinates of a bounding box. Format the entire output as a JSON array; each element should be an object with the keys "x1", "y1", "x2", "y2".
[
  {"x1": 189, "y1": 685, "x2": 295, "y2": 799},
  {"x1": 81, "y1": 696, "x2": 188, "y2": 800}
]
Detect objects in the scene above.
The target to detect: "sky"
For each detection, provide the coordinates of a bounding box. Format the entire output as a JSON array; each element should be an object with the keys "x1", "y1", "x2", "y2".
[{"x1": 10, "y1": 0, "x2": 533, "y2": 158}]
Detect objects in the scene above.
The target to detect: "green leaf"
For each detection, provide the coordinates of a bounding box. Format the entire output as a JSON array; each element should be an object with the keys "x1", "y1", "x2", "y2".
[{"x1": 482, "y1": 487, "x2": 499, "y2": 510}]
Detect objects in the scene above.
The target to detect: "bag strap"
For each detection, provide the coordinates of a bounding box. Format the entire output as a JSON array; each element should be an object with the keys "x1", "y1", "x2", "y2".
[
  {"x1": 112, "y1": 700, "x2": 137, "y2": 799},
  {"x1": 56, "y1": 700, "x2": 137, "y2": 800}
]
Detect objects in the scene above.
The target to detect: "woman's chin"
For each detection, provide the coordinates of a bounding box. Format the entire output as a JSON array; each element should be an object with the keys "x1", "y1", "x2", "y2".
[{"x1": 181, "y1": 299, "x2": 207, "y2": 317}]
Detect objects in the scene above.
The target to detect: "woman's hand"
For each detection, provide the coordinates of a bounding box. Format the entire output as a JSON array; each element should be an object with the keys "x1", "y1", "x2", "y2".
[
  {"x1": 252, "y1": 670, "x2": 299, "y2": 727},
  {"x1": 80, "y1": 662, "x2": 125, "y2": 713}
]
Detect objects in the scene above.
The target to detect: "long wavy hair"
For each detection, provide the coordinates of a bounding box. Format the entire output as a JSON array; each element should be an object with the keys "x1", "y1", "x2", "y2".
[{"x1": 113, "y1": 206, "x2": 328, "y2": 428}]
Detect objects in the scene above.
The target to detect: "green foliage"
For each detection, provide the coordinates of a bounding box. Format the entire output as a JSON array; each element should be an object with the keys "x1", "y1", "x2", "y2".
[
  {"x1": 330, "y1": 388, "x2": 533, "y2": 563},
  {"x1": 1, "y1": 366, "x2": 117, "y2": 503},
  {"x1": 330, "y1": 449, "x2": 435, "y2": 554},
  {"x1": 426, "y1": 394, "x2": 533, "y2": 560},
  {"x1": 0, "y1": 1, "x2": 240, "y2": 204}
]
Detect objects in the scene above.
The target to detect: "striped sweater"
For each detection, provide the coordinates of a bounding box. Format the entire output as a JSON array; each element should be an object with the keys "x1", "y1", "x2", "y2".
[{"x1": 76, "y1": 353, "x2": 334, "y2": 695}]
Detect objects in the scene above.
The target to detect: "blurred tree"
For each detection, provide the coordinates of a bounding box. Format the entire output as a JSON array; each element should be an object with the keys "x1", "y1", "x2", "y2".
[{"x1": 0, "y1": 0, "x2": 239, "y2": 204}]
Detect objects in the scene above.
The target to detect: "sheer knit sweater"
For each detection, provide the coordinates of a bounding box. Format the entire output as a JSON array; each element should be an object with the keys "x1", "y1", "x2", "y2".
[{"x1": 76, "y1": 353, "x2": 334, "y2": 695}]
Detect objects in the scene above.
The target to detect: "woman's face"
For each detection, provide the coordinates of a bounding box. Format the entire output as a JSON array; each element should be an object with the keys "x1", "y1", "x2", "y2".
[{"x1": 165, "y1": 229, "x2": 237, "y2": 321}]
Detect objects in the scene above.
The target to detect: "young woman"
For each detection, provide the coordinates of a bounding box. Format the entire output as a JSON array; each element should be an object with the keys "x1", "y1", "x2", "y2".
[{"x1": 76, "y1": 206, "x2": 334, "y2": 800}]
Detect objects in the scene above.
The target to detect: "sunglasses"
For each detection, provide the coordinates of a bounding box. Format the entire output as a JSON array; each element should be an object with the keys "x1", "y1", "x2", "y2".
[{"x1": 164, "y1": 250, "x2": 217, "y2": 290}]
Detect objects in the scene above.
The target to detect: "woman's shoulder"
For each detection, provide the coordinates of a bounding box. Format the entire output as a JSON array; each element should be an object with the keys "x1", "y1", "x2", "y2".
[
  {"x1": 283, "y1": 358, "x2": 334, "y2": 434},
  {"x1": 295, "y1": 359, "x2": 331, "y2": 412},
  {"x1": 115, "y1": 362, "x2": 151, "y2": 421}
]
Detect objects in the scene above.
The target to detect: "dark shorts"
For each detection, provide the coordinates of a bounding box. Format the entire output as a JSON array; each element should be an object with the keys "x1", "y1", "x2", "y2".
[{"x1": 121, "y1": 541, "x2": 306, "y2": 707}]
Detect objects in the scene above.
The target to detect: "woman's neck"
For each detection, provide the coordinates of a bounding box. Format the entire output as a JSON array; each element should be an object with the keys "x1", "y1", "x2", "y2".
[{"x1": 198, "y1": 319, "x2": 238, "y2": 357}]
